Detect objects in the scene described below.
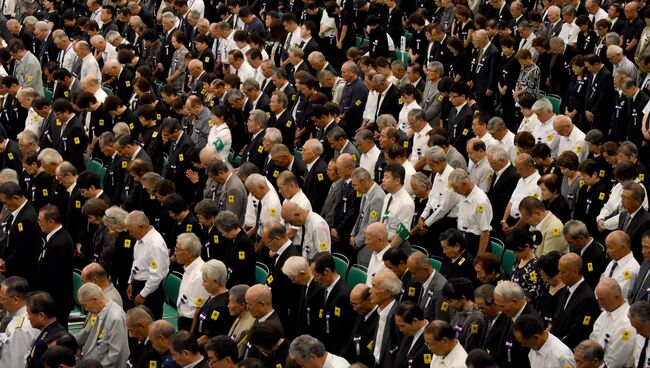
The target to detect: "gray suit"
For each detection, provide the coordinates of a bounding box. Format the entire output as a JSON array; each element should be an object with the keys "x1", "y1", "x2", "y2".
[
  {"x1": 352, "y1": 183, "x2": 386, "y2": 267},
  {"x1": 75, "y1": 300, "x2": 129, "y2": 368},
  {"x1": 419, "y1": 270, "x2": 452, "y2": 322},
  {"x1": 216, "y1": 173, "x2": 247, "y2": 226},
  {"x1": 320, "y1": 179, "x2": 343, "y2": 226},
  {"x1": 629, "y1": 261, "x2": 650, "y2": 303},
  {"x1": 334, "y1": 141, "x2": 360, "y2": 162},
  {"x1": 15, "y1": 51, "x2": 44, "y2": 96}
]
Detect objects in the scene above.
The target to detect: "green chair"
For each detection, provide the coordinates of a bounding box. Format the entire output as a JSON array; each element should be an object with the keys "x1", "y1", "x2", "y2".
[
  {"x1": 546, "y1": 94, "x2": 562, "y2": 114},
  {"x1": 333, "y1": 253, "x2": 350, "y2": 277},
  {"x1": 361, "y1": 38, "x2": 369, "y2": 47},
  {"x1": 231, "y1": 155, "x2": 243, "y2": 167},
  {"x1": 44, "y1": 87, "x2": 53, "y2": 102},
  {"x1": 69, "y1": 271, "x2": 86, "y2": 327},
  {"x1": 356, "y1": 35, "x2": 363, "y2": 48},
  {"x1": 395, "y1": 49, "x2": 410, "y2": 65},
  {"x1": 72, "y1": 270, "x2": 83, "y2": 310},
  {"x1": 346, "y1": 265, "x2": 368, "y2": 287},
  {"x1": 164, "y1": 273, "x2": 182, "y2": 306},
  {"x1": 294, "y1": 148, "x2": 302, "y2": 161},
  {"x1": 411, "y1": 245, "x2": 429, "y2": 257},
  {"x1": 227, "y1": 150, "x2": 234, "y2": 162},
  {"x1": 490, "y1": 237, "x2": 505, "y2": 262},
  {"x1": 256, "y1": 262, "x2": 270, "y2": 284},
  {"x1": 501, "y1": 250, "x2": 517, "y2": 276},
  {"x1": 429, "y1": 257, "x2": 442, "y2": 272},
  {"x1": 161, "y1": 153, "x2": 170, "y2": 177},
  {"x1": 404, "y1": 32, "x2": 413, "y2": 46},
  {"x1": 102, "y1": 86, "x2": 114, "y2": 96},
  {"x1": 86, "y1": 159, "x2": 106, "y2": 185}
]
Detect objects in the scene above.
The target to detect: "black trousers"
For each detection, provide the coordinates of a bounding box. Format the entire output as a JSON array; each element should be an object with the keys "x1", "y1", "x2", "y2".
[{"x1": 131, "y1": 280, "x2": 165, "y2": 320}]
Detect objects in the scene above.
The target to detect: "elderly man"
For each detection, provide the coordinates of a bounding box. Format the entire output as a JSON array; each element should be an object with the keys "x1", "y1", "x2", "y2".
[
  {"x1": 519, "y1": 196, "x2": 568, "y2": 256},
  {"x1": 340, "y1": 284, "x2": 379, "y2": 365},
  {"x1": 365, "y1": 223, "x2": 393, "y2": 286},
  {"x1": 102, "y1": 60, "x2": 134, "y2": 105},
  {"x1": 184, "y1": 95, "x2": 211, "y2": 149},
  {"x1": 425, "y1": 320, "x2": 468, "y2": 367},
  {"x1": 448, "y1": 168, "x2": 492, "y2": 254},
  {"x1": 125, "y1": 210, "x2": 170, "y2": 319},
  {"x1": 81, "y1": 76, "x2": 108, "y2": 103},
  {"x1": 81, "y1": 263, "x2": 123, "y2": 307},
  {"x1": 331, "y1": 154, "x2": 361, "y2": 254},
  {"x1": 339, "y1": 61, "x2": 368, "y2": 138},
  {"x1": 169, "y1": 331, "x2": 207, "y2": 367},
  {"x1": 175, "y1": 233, "x2": 209, "y2": 331},
  {"x1": 552, "y1": 253, "x2": 601, "y2": 349},
  {"x1": 607, "y1": 45, "x2": 637, "y2": 81},
  {"x1": 350, "y1": 168, "x2": 386, "y2": 266},
  {"x1": 148, "y1": 320, "x2": 177, "y2": 366},
  {"x1": 75, "y1": 282, "x2": 129, "y2": 368},
  {"x1": 563, "y1": 220, "x2": 607, "y2": 290},
  {"x1": 501, "y1": 153, "x2": 542, "y2": 232},
  {"x1": 369, "y1": 271, "x2": 402, "y2": 368},
  {"x1": 8, "y1": 39, "x2": 43, "y2": 96},
  {"x1": 589, "y1": 278, "x2": 637, "y2": 367},
  {"x1": 125, "y1": 306, "x2": 155, "y2": 368},
  {"x1": 574, "y1": 339, "x2": 605, "y2": 368},
  {"x1": 281, "y1": 256, "x2": 323, "y2": 338},
  {"x1": 474, "y1": 284, "x2": 510, "y2": 366},
  {"x1": 514, "y1": 315, "x2": 576, "y2": 368},
  {"x1": 244, "y1": 173, "x2": 281, "y2": 242},
  {"x1": 281, "y1": 201, "x2": 330, "y2": 260},
  {"x1": 52, "y1": 30, "x2": 77, "y2": 72},
  {"x1": 553, "y1": 115, "x2": 588, "y2": 162},
  {"x1": 0, "y1": 277, "x2": 39, "y2": 368},
  {"x1": 74, "y1": 41, "x2": 102, "y2": 81},
  {"x1": 617, "y1": 182, "x2": 650, "y2": 261},
  {"x1": 24, "y1": 292, "x2": 66, "y2": 368},
  {"x1": 603, "y1": 230, "x2": 640, "y2": 297},
  {"x1": 407, "y1": 252, "x2": 449, "y2": 322},
  {"x1": 471, "y1": 30, "x2": 500, "y2": 115},
  {"x1": 466, "y1": 138, "x2": 492, "y2": 192},
  {"x1": 289, "y1": 334, "x2": 350, "y2": 367}
]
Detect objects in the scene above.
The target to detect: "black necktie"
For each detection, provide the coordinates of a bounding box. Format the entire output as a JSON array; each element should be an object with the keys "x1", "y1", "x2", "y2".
[
  {"x1": 261, "y1": 79, "x2": 268, "y2": 92},
  {"x1": 382, "y1": 195, "x2": 393, "y2": 224},
  {"x1": 639, "y1": 337, "x2": 649, "y2": 368},
  {"x1": 609, "y1": 261, "x2": 618, "y2": 277}
]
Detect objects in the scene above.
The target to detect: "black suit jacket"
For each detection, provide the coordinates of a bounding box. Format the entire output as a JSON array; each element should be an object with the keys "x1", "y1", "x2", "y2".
[
  {"x1": 295, "y1": 280, "x2": 325, "y2": 338},
  {"x1": 113, "y1": 68, "x2": 135, "y2": 106},
  {"x1": 303, "y1": 158, "x2": 331, "y2": 214},
  {"x1": 193, "y1": 292, "x2": 235, "y2": 338},
  {"x1": 394, "y1": 333, "x2": 430, "y2": 368},
  {"x1": 166, "y1": 132, "x2": 195, "y2": 203},
  {"x1": 618, "y1": 207, "x2": 650, "y2": 262},
  {"x1": 629, "y1": 261, "x2": 650, "y2": 303},
  {"x1": 302, "y1": 37, "x2": 319, "y2": 57},
  {"x1": 481, "y1": 313, "x2": 512, "y2": 368},
  {"x1": 34, "y1": 227, "x2": 74, "y2": 320},
  {"x1": 585, "y1": 66, "x2": 616, "y2": 132},
  {"x1": 269, "y1": 109, "x2": 296, "y2": 153},
  {"x1": 575, "y1": 241, "x2": 608, "y2": 290},
  {"x1": 26, "y1": 321, "x2": 66, "y2": 368},
  {"x1": 244, "y1": 129, "x2": 267, "y2": 172},
  {"x1": 318, "y1": 278, "x2": 354, "y2": 353},
  {"x1": 0, "y1": 201, "x2": 41, "y2": 285},
  {"x1": 333, "y1": 181, "x2": 361, "y2": 241},
  {"x1": 503, "y1": 304, "x2": 538, "y2": 368},
  {"x1": 377, "y1": 84, "x2": 403, "y2": 121},
  {"x1": 55, "y1": 116, "x2": 87, "y2": 173},
  {"x1": 551, "y1": 281, "x2": 600, "y2": 349},
  {"x1": 251, "y1": 93, "x2": 270, "y2": 112},
  {"x1": 487, "y1": 165, "x2": 518, "y2": 227},
  {"x1": 373, "y1": 301, "x2": 402, "y2": 368},
  {"x1": 267, "y1": 244, "x2": 302, "y2": 334},
  {"x1": 341, "y1": 310, "x2": 379, "y2": 366},
  {"x1": 473, "y1": 43, "x2": 500, "y2": 92},
  {"x1": 446, "y1": 104, "x2": 474, "y2": 159}
]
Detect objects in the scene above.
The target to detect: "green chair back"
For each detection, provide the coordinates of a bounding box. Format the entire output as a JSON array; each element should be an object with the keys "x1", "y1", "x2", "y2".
[
  {"x1": 102, "y1": 86, "x2": 114, "y2": 96},
  {"x1": 164, "y1": 273, "x2": 182, "y2": 306},
  {"x1": 72, "y1": 271, "x2": 83, "y2": 308},
  {"x1": 333, "y1": 253, "x2": 350, "y2": 277},
  {"x1": 490, "y1": 238, "x2": 505, "y2": 262},
  {"x1": 346, "y1": 265, "x2": 368, "y2": 287},
  {"x1": 429, "y1": 257, "x2": 442, "y2": 272},
  {"x1": 404, "y1": 32, "x2": 413, "y2": 45},
  {"x1": 501, "y1": 250, "x2": 517, "y2": 276},
  {"x1": 256, "y1": 262, "x2": 270, "y2": 284},
  {"x1": 161, "y1": 153, "x2": 170, "y2": 177},
  {"x1": 395, "y1": 49, "x2": 410, "y2": 65},
  {"x1": 546, "y1": 95, "x2": 562, "y2": 114},
  {"x1": 411, "y1": 245, "x2": 429, "y2": 257},
  {"x1": 44, "y1": 87, "x2": 53, "y2": 102}
]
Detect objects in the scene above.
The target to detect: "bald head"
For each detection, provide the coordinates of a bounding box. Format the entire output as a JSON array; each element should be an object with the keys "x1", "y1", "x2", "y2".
[
  {"x1": 473, "y1": 29, "x2": 489, "y2": 45},
  {"x1": 80, "y1": 262, "x2": 109, "y2": 286},
  {"x1": 245, "y1": 284, "x2": 273, "y2": 317},
  {"x1": 366, "y1": 222, "x2": 388, "y2": 240},
  {"x1": 558, "y1": 253, "x2": 582, "y2": 286},
  {"x1": 281, "y1": 201, "x2": 307, "y2": 226},
  {"x1": 595, "y1": 277, "x2": 625, "y2": 312},
  {"x1": 605, "y1": 230, "x2": 631, "y2": 260}
]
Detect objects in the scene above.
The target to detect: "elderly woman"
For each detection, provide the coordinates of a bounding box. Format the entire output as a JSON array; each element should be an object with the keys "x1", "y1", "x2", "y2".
[
  {"x1": 82, "y1": 198, "x2": 115, "y2": 272},
  {"x1": 227, "y1": 284, "x2": 255, "y2": 357},
  {"x1": 206, "y1": 105, "x2": 232, "y2": 157},
  {"x1": 195, "y1": 199, "x2": 227, "y2": 261},
  {"x1": 439, "y1": 229, "x2": 477, "y2": 285},
  {"x1": 167, "y1": 30, "x2": 189, "y2": 92},
  {"x1": 513, "y1": 49, "x2": 541, "y2": 102},
  {"x1": 537, "y1": 251, "x2": 564, "y2": 327},
  {"x1": 193, "y1": 259, "x2": 235, "y2": 346},
  {"x1": 558, "y1": 151, "x2": 582, "y2": 213},
  {"x1": 473, "y1": 252, "x2": 505, "y2": 286},
  {"x1": 102, "y1": 206, "x2": 135, "y2": 310},
  {"x1": 215, "y1": 210, "x2": 256, "y2": 287},
  {"x1": 123, "y1": 158, "x2": 153, "y2": 213},
  {"x1": 506, "y1": 228, "x2": 543, "y2": 308},
  {"x1": 442, "y1": 277, "x2": 485, "y2": 351}
]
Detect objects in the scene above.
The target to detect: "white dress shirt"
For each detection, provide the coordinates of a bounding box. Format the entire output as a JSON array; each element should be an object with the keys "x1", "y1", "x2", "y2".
[
  {"x1": 532, "y1": 115, "x2": 560, "y2": 158},
  {"x1": 421, "y1": 164, "x2": 461, "y2": 226},
  {"x1": 557, "y1": 126, "x2": 588, "y2": 162},
  {"x1": 528, "y1": 332, "x2": 576, "y2": 368},
  {"x1": 366, "y1": 245, "x2": 391, "y2": 286},
  {"x1": 0, "y1": 306, "x2": 39, "y2": 368},
  {"x1": 509, "y1": 172, "x2": 542, "y2": 218},
  {"x1": 299, "y1": 211, "x2": 331, "y2": 260},
  {"x1": 380, "y1": 187, "x2": 415, "y2": 240},
  {"x1": 373, "y1": 299, "x2": 396, "y2": 362},
  {"x1": 410, "y1": 124, "x2": 433, "y2": 167},
  {"x1": 360, "y1": 145, "x2": 381, "y2": 178},
  {"x1": 457, "y1": 185, "x2": 492, "y2": 236},
  {"x1": 589, "y1": 302, "x2": 637, "y2": 368},
  {"x1": 430, "y1": 340, "x2": 468, "y2": 368},
  {"x1": 177, "y1": 257, "x2": 209, "y2": 318},
  {"x1": 128, "y1": 227, "x2": 171, "y2": 297},
  {"x1": 601, "y1": 252, "x2": 640, "y2": 297}
]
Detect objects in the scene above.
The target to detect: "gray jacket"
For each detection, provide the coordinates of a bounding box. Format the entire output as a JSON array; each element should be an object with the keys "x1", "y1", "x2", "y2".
[
  {"x1": 76, "y1": 300, "x2": 129, "y2": 368},
  {"x1": 352, "y1": 183, "x2": 386, "y2": 246}
]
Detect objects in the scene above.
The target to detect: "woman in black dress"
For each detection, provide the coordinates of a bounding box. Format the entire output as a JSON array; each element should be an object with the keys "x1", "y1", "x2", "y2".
[
  {"x1": 539, "y1": 173, "x2": 571, "y2": 224},
  {"x1": 576, "y1": 15, "x2": 597, "y2": 55},
  {"x1": 537, "y1": 251, "x2": 565, "y2": 328},
  {"x1": 447, "y1": 36, "x2": 472, "y2": 82},
  {"x1": 567, "y1": 55, "x2": 588, "y2": 131},
  {"x1": 498, "y1": 36, "x2": 521, "y2": 129},
  {"x1": 215, "y1": 210, "x2": 256, "y2": 287},
  {"x1": 193, "y1": 259, "x2": 235, "y2": 347}
]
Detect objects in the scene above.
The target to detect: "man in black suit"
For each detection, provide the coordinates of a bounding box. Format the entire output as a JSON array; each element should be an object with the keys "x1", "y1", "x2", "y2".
[
  {"x1": 302, "y1": 139, "x2": 332, "y2": 214},
  {"x1": 332, "y1": 154, "x2": 360, "y2": 255},
  {"x1": 274, "y1": 70, "x2": 297, "y2": 108},
  {"x1": 486, "y1": 144, "x2": 519, "y2": 240},
  {"x1": 243, "y1": 79, "x2": 271, "y2": 112},
  {"x1": 310, "y1": 253, "x2": 354, "y2": 353},
  {"x1": 393, "y1": 302, "x2": 430, "y2": 368},
  {"x1": 618, "y1": 182, "x2": 650, "y2": 261},
  {"x1": 551, "y1": 253, "x2": 600, "y2": 349},
  {"x1": 161, "y1": 118, "x2": 195, "y2": 203},
  {"x1": 308, "y1": 51, "x2": 338, "y2": 78},
  {"x1": 406, "y1": 64, "x2": 426, "y2": 93},
  {"x1": 104, "y1": 60, "x2": 135, "y2": 106},
  {"x1": 372, "y1": 74, "x2": 403, "y2": 123},
  {"x1": 261, "y1": 222, "x2": 301, "y2": 332},
  {"x1": 34, "y1": 22, "x2": 60, "y2": 66},
  {"x1": 282, "y1": 255, "x2": 324, "y2": 338},
  {"x1": 621, "y1": 78, "x2": 650, "y2": 150},
  {"x1": 25, "y1": 292, "x2": 67, "y2": 368},
  {"x1": 268, "y1": 91, "x2": 297, "y2": 153},
  {"x1": 186, "y1": 59, "x2": 209, "y2": 97},
  {"x1": 286, "y1": 47, "x2": 312, "y2": 85},
  {"x1": 341, "y1": 284, "x2": 379, "y2": 366},
  {"x1": 311, "y1": 104, "x2": 338, "y2": 163},
  {"x1": 369, "y1": 271, "x2": 403, "y2": 368},
  {"x1": 475, "y1": 284, "x2": 512, "y2": 368},
  {"x1": 585, "y1": 54, "x2": 616, "y2": 133},
  {"x1": 564, "y1": 220, "x2": 607, "y2": 290},
  {"x1": 548, "y1": 37, "x2": 577, "y2": 101},
  {"x1": 494, "y1": 280, "x2": 539, "y2": 368},
  {"x1": 51, "y1": 98, "x2": 87, "y2": 173},
  {"x1": 471, "y1": 29, "x2": 500, "y2": 115},
  {"x1": 629, "y1": 230, "x2": 650, "y2": 303},
  {"x1": 98, "y1": 133, "x2": 129, "y2": 206},
  {"x1": 125, "y1": 306, "x2": 159, "y2": 368},
  {"x1": 0, "y1": 182, "x2": 41, "y2": 286},
  {"x1": 168, "y1": 331, "x2": 209, "y2": 368},
  {"x1": 447, "y1": 82, "x2": 474, "y2": 160},
  {"x1": 383, "y1": 248, "x2": 421, "y2": 303},
  {"x1": 34, "y1": 205, "x2": 74, "y2": 326},
  {"x1": 299, "y1": 21, "x2": 319, "y2": 57}
]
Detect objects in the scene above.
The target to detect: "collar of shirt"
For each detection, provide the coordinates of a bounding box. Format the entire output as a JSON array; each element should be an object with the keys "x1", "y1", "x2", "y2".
[
  {"x1": 306, "y1": 160, "x2": 316, "y2": 172},
  {"x1": 131, "y1": 146, "x2": 142, "y2": 161},
  {"x1": 496, "y1": 163, "x2": 511, "y2": 178},
  {"x1": 607, "y1": 301, "x2": 629, "y2": 320},
  {"x1": 141, "y1": 226, "x2": 158, "y2": 245},
  {"x1": 365, "y1": 306, "x2": 378, "y2": 321},
  {"x1": 422, "y1": 269, "x2": 436, "y2": 292},
  {"x1": 533, "y1": 333, "x2": 554, "y2": 357},
  {"x1": 258, "y1": 310, "x2": 275, "y2": 322},
  {"x1": 616, "y1": 252, "x2": 636, "y2": 269},
  {"x1": 374, "y1": 245, "x2": 390, "y2": 263},
  {"x1": 183, "y1": 357, "x2": 206, "y2": 368},
  {"x1": 93, "y1": 190, "x2": 104, "y2": 199},
  {"x1": 512, "y1": 301, "x2": 527, "y2": 322},
  {"x1": 275, "y1": 240, "x2": 292, "y2": 259},
  {"x1": 183, "y1": 257, "x2": 204, "y2": 275},
  {"x1": 441, "y1": 341, "x2": 466, "y2": 364},
  {"x1": 378, "y1": 299, "x2": 396, "y2": 317},
  {"x1": 456, "y1": 101, "x2": 467, "y2": 112},
  {"x1": 415, "y1": 124, "x2": 432, "y2": 138},
  {"x1": 46, "y1": 225, "x2": 63, "y2": 242},
  {"x1": 464, "y1": 185, "x2": 481, "y2": 202},
  {"x1": 567, "y1": 277, "x2": 584, "y2": 296},
  {"x1": 66, "y1": 182, "x2": 76, "y2": 194},
  {"x1": 411, "y1": 324, "x2": 427, "y2": 349},
  {"x1": 325, "y1": 275, "x2": 341, "y2": 297},
  {"x1": 579, "y1": 238, "x2": 595, "y2": 256},
  {"x1": 275, "y1": 108, "x2": 286, "y2": 120},
  {"x1": 10, "y1": 199, "x2": 28, "y2": 222},
  {"x1": 533, "y1": 211, "x2": 553, "y2": 231}
]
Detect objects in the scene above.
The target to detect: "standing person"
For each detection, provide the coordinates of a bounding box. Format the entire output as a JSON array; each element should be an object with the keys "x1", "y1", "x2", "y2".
[
  {"x1": 0, "y1": 277, "x2": 39, "y2": 368},
  {"x1": 25, "y1": 292, "x2": 66, "y2": 368},
  {"x1": 470, "y1": 30, "x2": 500, "y2": 115},
  {"x1": 125, "y1": 210, "x2": 170, "y2": 319}
]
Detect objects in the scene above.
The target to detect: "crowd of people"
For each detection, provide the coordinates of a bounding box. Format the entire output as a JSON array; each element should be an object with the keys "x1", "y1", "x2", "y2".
[{"x1": 0, "y1": 0, "x2": 650, "y2": 366}]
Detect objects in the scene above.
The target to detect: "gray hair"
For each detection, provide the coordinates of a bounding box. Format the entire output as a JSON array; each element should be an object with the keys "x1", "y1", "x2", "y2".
[
  {"x1": 407, "y1": 108, "x2": 426, "y2": 121},
  {"x1": 561, "y1": 4, "x2": 576, "y2": 15},
  {"x1": 105, "y1": 30, "x2": 121, "y2": 44},
  {"x1": 425, "y1": 146, "x2": 447, "y2": 163},
  {"x1": 373, "y1": 271, "x2": 403, "y2": 297},
  {"x1": 161, "y1": 11, "x2": 177, "y2": 22},
  {"x1": 448, "y1": 168, "x2": 471, "y2": 186},
  {"x1": 288, "y1": 47, "x2": 304, "y2": 59},
  {"x1": 562, "y1": 220, "x2": 590, "y2": 238},
  {"x1": 549, "y1": 36, "x2": 565, "y2": 48},
  {"x1": 487, "y1": 117, "x2": 507, "y2": 130},
  {"x1": 532, "y1": 98, "x2": 553, "y2": 113},
  {"x1": 308, "y1": 51, "x2": 326, "y2": 63},
  {"x1": 265, "y1": 128, "x2": 283, "y2": 144},
  {"x1": 215, "y1": 210, "x2": 240, "y2": 232},
  {"x1": 354, "y1": 129, "x2": 374, "y2": 143},
  {"x1": 303, "y1": 138, "x2": 323, "y2": 156},
  {"x1": 38, "y1": 148, "x2": 63, "y2": 167},
  {"x1": 126, "y1": 306, "x2": 154, "y2": 324},
  {"x1": 125, "y1": 210, "x2": 150, "y2": 227},
  {"x1": 242, "y1": 78, "x2": 260, "y2": 91},
  {"x1": 494, "y1": 280, "x2": 525, "y2": 301},
  {"x1": 289, "y1": 335, "x2": 327, "y2": 360},
  {"x1": 177, "y1": 233, "x2": 202, "y2": 257},
  {"x1": 428, "y1": 61, "x2": 444, "y2": 75},
  {"x1": 377, "y1": 114, "x2": 397, "y2": 128},
  {"x1": 245, "y1": 173, "x2": 267, "y2": 188},
  {"x1": 474, "y1": 284, "x2": 495, "y2": 304},
  {"x1": 629, "y1": 301, "x2": 650, "y2": 325},
  {"x1": 574, "y1": 340, "x2": 604, "y2": 363},
  {"x1": 17, "y1": 130, "x2": 37, "y2": 145},
  {"x1": 113, "y1": 122, "x2": 131, "y2": 138},
  {"x1": 410, "y1": 172, "x2": 432, "y2": 191},
  {"x1": 249, "y1": 109, "x2": 268, "y2": 129},
  {"x1": 351, "y1": 167, "x2": 372, "y2": 181},
  {"x1": 487, "y1": 146, "x2": 509, "y2": 162},
  {"x1": 282, "y1": 256, "x2": 309, "y2": 279},
  {"x1": 103, "y1": 206, "x2": 128, "y2": 227},
  {"x1": 0, "y1": 169, "x2": 19, "y2": 185},
  {"x1": 78, "y1": 282, "x2": 104, "y2": 301},
  {"x1": 605, "y1": 32, "x2": 621, "y2": 46},
  {"x1": 619, "y1": 141, "x2": 639, "y2": 157},
  {"x1": 229, "y1": 284, "x2": 250, "y2": 304},
  {"x1": 201, "y1": 259, "x2": 228, "y2": 286}
]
